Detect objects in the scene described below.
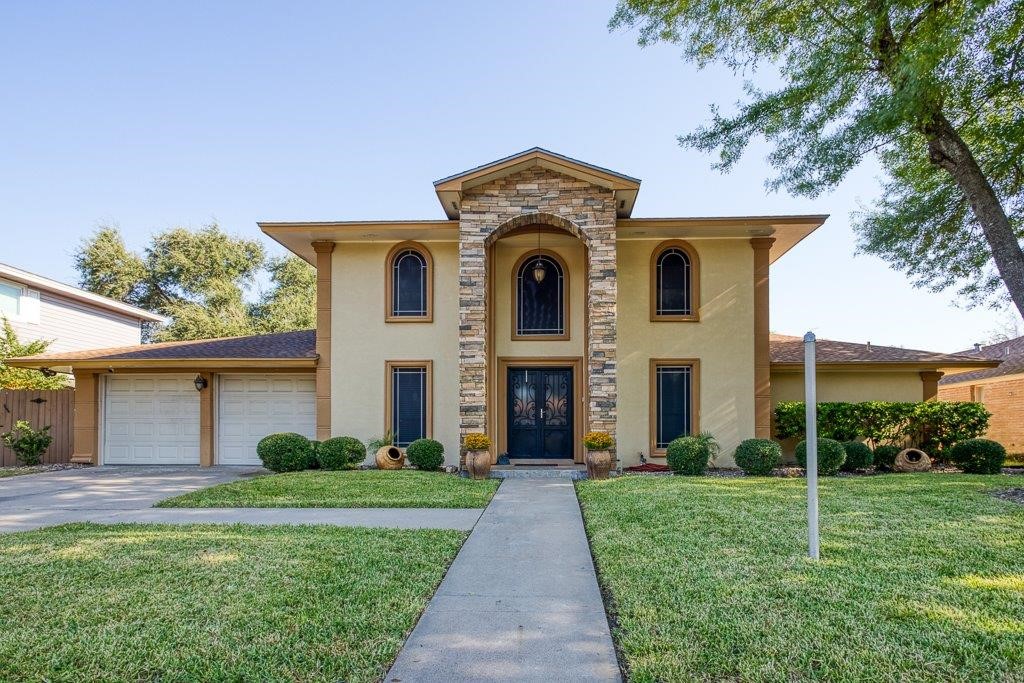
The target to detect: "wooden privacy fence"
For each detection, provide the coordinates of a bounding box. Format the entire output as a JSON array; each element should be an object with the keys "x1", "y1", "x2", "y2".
[{"x1": 0, "y1": 389, "x2": 74, "y2": 466}]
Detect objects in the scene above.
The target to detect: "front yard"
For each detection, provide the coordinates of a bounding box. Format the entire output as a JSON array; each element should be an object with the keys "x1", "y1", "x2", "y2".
[
  {"x1": 578, "y1": 474, "x2": 1024, "y2": 682},
  {"x1": 157, "y1": 469, "x2": 499, "y2": 508},
  {"x1": 0, "y1": 523, "x2": 464, "y2": 682}
]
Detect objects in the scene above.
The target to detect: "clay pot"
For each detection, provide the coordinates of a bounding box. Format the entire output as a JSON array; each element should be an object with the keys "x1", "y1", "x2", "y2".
[
  {"x1": 894, "y1": 448, "x2": 931, "y2": 473},
  {"x1": 586, "y1": 449, "x2": 612, "y2": 480},
  {"x1": 376, "y1": 445, "x2": 405, "y2": 470},
  {"x1": 464, "y1": 450, "x2": 492, "y2": 480}
]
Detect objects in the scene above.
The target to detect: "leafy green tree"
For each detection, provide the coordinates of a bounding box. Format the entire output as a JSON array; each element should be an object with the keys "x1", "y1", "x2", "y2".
[
  {"x1": 612, "y1": 0, "x2": 1024, "y2": 315},
  {"x1": 0, "y1": 320, "x2": 69, "y2": 390},
  {"x1": 74, "y1": 224, "x2": 310, "y2": 342}
]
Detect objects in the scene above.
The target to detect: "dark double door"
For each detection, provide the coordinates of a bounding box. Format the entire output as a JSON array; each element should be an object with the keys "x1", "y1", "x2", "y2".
[{"x1": 507, "y1": 367, "x2": 573, "y2": 459}]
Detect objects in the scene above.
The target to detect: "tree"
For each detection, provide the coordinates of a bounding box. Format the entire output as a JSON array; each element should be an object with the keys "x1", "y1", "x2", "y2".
[
  {"x1": 75, "y1": 224, "x2": 314, "y2": 342},
  {"x1": 611, "y1": 0, "x2": 1024, "y2": 316},
  {"x1": 0, "y1": 319, "x2": 69, "y2": 390}
]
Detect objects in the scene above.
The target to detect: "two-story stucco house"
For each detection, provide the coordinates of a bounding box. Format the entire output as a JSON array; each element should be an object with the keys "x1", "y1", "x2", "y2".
[
  {"x1": 11, "y1": 149, "x2": 997, "y2": 467},
  {"x1": 0, "y1": 262, "x2": 163, "y2": 353}
]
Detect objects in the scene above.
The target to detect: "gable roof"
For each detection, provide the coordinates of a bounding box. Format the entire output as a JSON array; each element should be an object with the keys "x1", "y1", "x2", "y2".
[
  {"x1": 7, "y1": 330, "x2": 316, "y2": 370},
  {"x1": 433, "y1": 147, "x2": 642, "y2": 220},
  {"x1": 941, "y1": 335, "x2": 1024, "y2": 384},
  {"x1": 0, "y1": 262, "x2": 165, "y2": 323},
  {"x1": 769, "y1": 333, "x2": 998, "y2": 371}
]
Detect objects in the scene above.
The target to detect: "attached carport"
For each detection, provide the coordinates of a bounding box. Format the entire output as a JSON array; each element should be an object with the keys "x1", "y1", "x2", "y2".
[{"x1": 9, "y1": 330, "x2": 317, "y2": 467}]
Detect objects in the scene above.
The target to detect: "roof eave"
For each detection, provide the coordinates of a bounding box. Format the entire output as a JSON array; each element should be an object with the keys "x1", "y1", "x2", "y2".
[{"x1": 7, "y1": 357, "x2": 318, "y2": 370}]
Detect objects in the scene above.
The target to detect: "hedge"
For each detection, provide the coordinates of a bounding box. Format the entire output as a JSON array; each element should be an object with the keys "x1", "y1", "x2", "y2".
[
  {"x1": 666, "y1": 434, "x2": 718, "y2": 475},
  {"x1": 317, "y1": 436, "x2": 366, "y2": 470},
  {"x1": 841, "y1": 441, "x2": 874, "y2": 471},
  {"x1": 947, "y1": 438, "x2": 1006, "y2": 474},
  {"x1": 775, "y1": 401, "x2": 990, "y2": 453},
  {"x1": 256, "y1": 433, "x2": 315, "y2": 473},
  {"x1": 733, "y1": 438, "x2": 782, "y2": 476},
  {"x1": 406, "y1": 438, "x2": 445, "y2": 471}
]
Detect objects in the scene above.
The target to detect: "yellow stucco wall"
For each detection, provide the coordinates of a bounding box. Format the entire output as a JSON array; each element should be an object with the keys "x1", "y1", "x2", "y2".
[
  {"x1": 330, "y1": 241, "x2": 461, "y2": 464},
  {"x1": 770, "y1": 371, "x2": 923, "y2": 404},
  {"x1": 616, "y1": 239, "x2": 756, "y2": 467}
]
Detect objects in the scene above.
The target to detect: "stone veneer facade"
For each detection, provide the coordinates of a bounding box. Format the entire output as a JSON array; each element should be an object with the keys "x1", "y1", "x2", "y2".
[{"x1": 458, "y1": 167, "x2": 619, "y2": 444}]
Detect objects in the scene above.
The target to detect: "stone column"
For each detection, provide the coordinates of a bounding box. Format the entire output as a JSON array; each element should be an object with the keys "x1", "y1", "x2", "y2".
[
  {"x1": 458, "y1": 225, "x2": 488, "y2": 437},
  {"x1": 586, "y1": 226, "x2": 618, "y2": 436},
  {"x1": 920, "y1": 370, "x2": 944, "y2": 401},
  {"x1": 312, "y1": 241, "x2": 335, "y2": 441},
  {"x1": 751, "y1": 237, "x2": 776, "y2": 438}
]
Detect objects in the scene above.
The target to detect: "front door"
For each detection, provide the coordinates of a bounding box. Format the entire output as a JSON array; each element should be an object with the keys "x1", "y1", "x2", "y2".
[{"x1": 507, "y1": 367, "x2": 573, "y2": 459}]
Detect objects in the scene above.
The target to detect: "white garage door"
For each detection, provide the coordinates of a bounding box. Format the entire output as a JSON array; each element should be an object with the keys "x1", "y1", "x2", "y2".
[
  {"x1": 217, "y1": 374, "x2": 316, "y2": 465},
  {"x1": 103, "y1": 375, "x2": 200, "y2": 465}
]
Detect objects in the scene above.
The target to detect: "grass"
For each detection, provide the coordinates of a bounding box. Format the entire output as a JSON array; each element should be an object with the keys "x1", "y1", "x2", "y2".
[
  {"x1": 157, "y1": 469, "x2": 499, "y2": 508},
  {"x1": 577, "y1": 474, "x2": 1024, "y2": 682},
  {"x1": 0, "y1": 523, "x2": 464, "y2": 682}
]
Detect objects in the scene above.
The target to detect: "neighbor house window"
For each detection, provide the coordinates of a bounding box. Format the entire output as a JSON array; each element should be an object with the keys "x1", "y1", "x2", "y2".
[
  {"x1": 0, "y1": 282, "x2": 20, "y2": 318},
  {"x1": 514, "y1": 251, "x2": 567, "y2": 339},
  {"x1": 651, "y1": 240, "x2": 699, "y2": 321},
  {"x1": 650, "y1": 359, "x2": 700, "y2": 454},
  {"x1": 386, "y1": 361, "x2": 432, "y2": 447},
  {"x1": 386, "y1": 242, "x2": 432, "y2": 322}
]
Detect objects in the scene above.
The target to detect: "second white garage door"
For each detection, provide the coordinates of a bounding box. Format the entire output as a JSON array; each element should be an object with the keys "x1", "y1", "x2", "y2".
[
  {"x1": 217, "y1": 374, "x2": 316, "y2": 465},
  {"x1": 103, "y1": 374, "x2": 200, "y2": 465}
]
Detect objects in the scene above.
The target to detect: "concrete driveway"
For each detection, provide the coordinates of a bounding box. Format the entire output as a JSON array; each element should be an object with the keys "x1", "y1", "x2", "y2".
[{"x1": 0, "y1": 466, "x2": 262, "y2": 533}]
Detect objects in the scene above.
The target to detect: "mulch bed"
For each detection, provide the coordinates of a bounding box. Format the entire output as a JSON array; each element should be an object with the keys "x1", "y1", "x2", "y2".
[
  {"x1": 0, "y1": 463, "x2": 90, "y2": 476},
  {"x1": 991, "y1": 488, "x2": 1024, "y2": 506}
]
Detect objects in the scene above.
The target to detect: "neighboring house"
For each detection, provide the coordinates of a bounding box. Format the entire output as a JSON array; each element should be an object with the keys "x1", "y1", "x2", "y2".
[
  {"x1": 939, "y1": 336, "x2": 1024, "y2": 456},
  {"x1": 10, "y1": 148, "x2": 998, "y2": 467},
  {"x1": 0, "y1": 262, "x2": 163, "y2": 353}
]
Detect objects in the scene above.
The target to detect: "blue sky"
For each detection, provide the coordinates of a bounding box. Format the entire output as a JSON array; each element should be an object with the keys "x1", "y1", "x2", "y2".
[{"x1": 1, "y1": 1, "x2": 1018, "y2": 351}]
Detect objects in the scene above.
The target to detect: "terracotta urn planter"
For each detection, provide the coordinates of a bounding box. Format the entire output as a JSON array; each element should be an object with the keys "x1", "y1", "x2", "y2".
[
  {"x1": 586, "y1": 450, "x2": 612, "y2": 480},
  {"x1": 375, "y1": 445, "x2": 405, "y2": 470},
  {"x1": 893, "y1": 448, "x2": 931, "y2": 473},
  {"x1": 464, "y1": 450, "x2": 492, "y2": 480}
]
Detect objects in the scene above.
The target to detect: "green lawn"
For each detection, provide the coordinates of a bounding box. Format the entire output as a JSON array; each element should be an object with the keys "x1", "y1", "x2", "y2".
[
  {"x1": 157, "y1": 469, "x2": 499, "y2": 508},
  {"x1": 0, "y1": 523, "x2": 464, "y2": 682},
  {"x1": 578, "y1": 474, "x2": 1024, "y2": 682}
]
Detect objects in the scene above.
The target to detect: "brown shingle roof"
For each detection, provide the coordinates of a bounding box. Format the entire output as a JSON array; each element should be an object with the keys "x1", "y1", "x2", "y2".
[
  {"x1": 9, "y1": 330, "x2": 316, "y2": 363},
  {"x1": 942, "y1": 335, "x2": 1024, "y2": 384},
  {"x1": 769, "y1": 333, "x2": 996, "y2": 366}
]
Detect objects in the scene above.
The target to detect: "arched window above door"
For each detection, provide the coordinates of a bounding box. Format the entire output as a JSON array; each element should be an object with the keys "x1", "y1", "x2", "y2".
[
  {"x1": 651, "y1": 240, "x2": 699, "y2": 321},
  {"x1": 386, "y1": 242, "x2": 432, "y2": 322},
  {"x1": 513, "y1": 250, "x2": 567, "y2": 339}
]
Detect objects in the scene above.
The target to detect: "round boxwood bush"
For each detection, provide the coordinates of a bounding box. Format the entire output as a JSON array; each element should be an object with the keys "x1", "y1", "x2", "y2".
[
  {"x1": 317, "y1": 436, "x2": 366, "y2": 470},
  {"x1": 406, "y1": 438, "x2": 445, "y2": 471},
  {"x1": 666, "y1": 436, "x2": 714, "y2": 475},
  {"x1": 733, "y1": 438, "x2": 782, "y2": 476},
  {"x1": 795, "y1": 438, "x2": 846, "y2": 476},
  {"x1": 841, "y1": 441, "x2": 874, "y2": 471},
  {"x1": 872, "y1": 445, "x2": 901, "y2": 471},
  {"x1": 257, "y1": 432, "x2": 315, "y2": 472},
  {"x1": 947, "y1": 438, "x2": 1006, "y2": 474}
]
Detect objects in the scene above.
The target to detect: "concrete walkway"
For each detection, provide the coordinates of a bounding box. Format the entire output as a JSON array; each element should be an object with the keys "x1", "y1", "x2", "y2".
[
  {"x1": 0, "y1": 467, "x2": 480, "y2": 532},
  {"x1": 387, "y1": 478, "x2": 621, "y2": 682}
]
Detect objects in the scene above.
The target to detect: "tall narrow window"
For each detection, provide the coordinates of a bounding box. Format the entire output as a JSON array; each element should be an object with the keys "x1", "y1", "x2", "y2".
[
  {"x1": 650, "y1": 360, "x2": 700, "y2": 454},
  {"x1": 651, "y1": 241, "x2": 700, "y2": 321},
  {"x1": 386, "y1": 361, "x2": 432, "y2": 447},
  {"x1": 386, "y1": 242, "x2": 432, "y2": 322},
  {"x1": 514, "y1": 251, "x2": 567, "y2": 338}
]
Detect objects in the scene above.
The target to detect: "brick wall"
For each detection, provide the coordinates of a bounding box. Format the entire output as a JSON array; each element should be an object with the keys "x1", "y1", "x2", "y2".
[
  {"x1": 939, "y1": 375, "x2": 1024, "y2": 455},
  {"x1": 457, "y1": 167, "x2": 618, "y2": 440}
]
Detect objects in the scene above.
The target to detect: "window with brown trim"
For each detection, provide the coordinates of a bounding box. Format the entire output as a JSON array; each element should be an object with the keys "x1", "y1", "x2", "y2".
[
  {"x1": 649, "y1": 359, "x2": 700, "y2": 455},
  {"x1": 650, "y1": 240, "x2": 700, "y2": 322},
  {"x1": 385, "y1": 242, "x2": 433, "y2": 322},
  {"x1": 512, "y1": 249, "x2": 569, "y2": 340},
  {"x1": 385, "y1": 361, "x2": 433, "y2": 447}
]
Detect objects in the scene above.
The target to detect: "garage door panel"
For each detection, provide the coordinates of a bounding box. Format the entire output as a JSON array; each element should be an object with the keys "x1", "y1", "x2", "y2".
[
  {"x1": 217, "y1": 374, "x2": 315, "y2": 465},
  {"x1": 103, "y1": 375, "x2": 200, "y2": 465}
]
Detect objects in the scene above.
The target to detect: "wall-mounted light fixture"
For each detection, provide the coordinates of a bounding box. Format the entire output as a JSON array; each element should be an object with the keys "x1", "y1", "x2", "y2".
[
  {"x1": 40, "y1": 367, "x2": 57, "y2": 378},
  {"x1": 193, "y1": 375, "x2": 208, "y2": 391}
]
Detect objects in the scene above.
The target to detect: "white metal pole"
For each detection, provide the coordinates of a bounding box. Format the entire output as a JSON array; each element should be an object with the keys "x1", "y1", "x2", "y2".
[{"x1": 804, "y1": 331, "x2": 820, "y2": 560}]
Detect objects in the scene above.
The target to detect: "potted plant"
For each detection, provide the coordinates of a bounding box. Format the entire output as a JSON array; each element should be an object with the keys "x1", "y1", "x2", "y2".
[
  {"x1": 462, "y1": 433, "x2": 492, "y2": 480},
  {"x1": 583, "y1": 431, "x2": 614, "y2": 479},
  {"x1": 368, "y1": 431, "x2": 404, "y2": 470}
]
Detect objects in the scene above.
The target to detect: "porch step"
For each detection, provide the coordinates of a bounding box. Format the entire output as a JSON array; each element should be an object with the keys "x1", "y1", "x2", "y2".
[{"x1": 488, "y1": 465, "x2": 588, "y2": 480}]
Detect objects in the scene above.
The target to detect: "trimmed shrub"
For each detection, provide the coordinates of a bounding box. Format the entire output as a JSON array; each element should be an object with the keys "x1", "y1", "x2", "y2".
[
  {"x1": 795, "y1": 438, "x2": 846, "y2": 476},
  {"x1": 873, "y1": 445, "x2": 901, "y2": 471},
  {"x1": 406, "y1": 438, "x2": 445, "y2": 471},
  {"x1": 256, "y1": 432, "x2": 315, "y2": 472},
  {"x1": 733, "y1": 438, "x2": 781, "y2": 476},
  {"x1": 317, "y1": 436, "x2": 366, "y2": 470},
  {"x1": 666, "y1": 434, "x2": 718, "y2": 475},
  {"x1": 1, "y1": 420, "x2": 52, "y2": 466},
  {"x1": 841, "y1": 441, "x2": 874, "y2": 471},
  {"x1": 947, "y1": 438, "x2": 1006, "y2": 474}
]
